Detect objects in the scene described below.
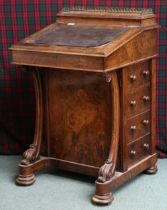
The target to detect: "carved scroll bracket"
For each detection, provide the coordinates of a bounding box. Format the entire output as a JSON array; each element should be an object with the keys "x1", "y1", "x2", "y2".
[
  {"x1": 21, "y1": 144, "x2": 38, "y2": 165},
  {"x1": 97, "y1": 71, "x2": 120, "y2": 183},
  {"x1": 21, "y1": 68, "x2": 43, "y2": 165}
]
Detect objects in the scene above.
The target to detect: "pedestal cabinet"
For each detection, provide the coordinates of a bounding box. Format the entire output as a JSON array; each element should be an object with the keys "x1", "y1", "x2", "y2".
[{"x1": 10, "y1": 8, "x2": 159, "y2": 205}]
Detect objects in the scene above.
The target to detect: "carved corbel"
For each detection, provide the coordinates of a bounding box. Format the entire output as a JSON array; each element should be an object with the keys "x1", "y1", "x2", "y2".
[
  {"x1": 21, "y1": 68, "x2": 43, "y2": 165},
  {"x1": 21, "y1": 144, "x2": 38, "y2": 165},
  {"x1": 97, "y1": 71, "x2": 120, "y2": 183}
]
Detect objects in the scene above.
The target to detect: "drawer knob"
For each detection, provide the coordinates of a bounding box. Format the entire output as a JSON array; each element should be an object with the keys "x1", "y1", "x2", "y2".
[
  {"x1": 143, "y1": 70, "x2": 150, "y2": 76},
  {"x1": 130, "y1": 150, "x2": 136, "y2": 156},
  {"x1": 143, "y1": 143, "x2": 149, "y2": 150},
  {"x1": 130, "y1": 100, "x2": 136, "y2": 106},
  {"x1": 130, "y1": 125, "x2": 137, "y2": 131},
  {"x1": 143, "y1": 120, "x2": 150, "y2": 125},
  {"x1": 143, "y1": 96, "x2": 150, "y2": 102},
  {"x1": 129, "y1": 75, "x2": 137, "y2": 81}
]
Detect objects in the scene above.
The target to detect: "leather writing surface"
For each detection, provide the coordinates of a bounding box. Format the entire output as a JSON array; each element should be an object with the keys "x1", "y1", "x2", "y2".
[{"x1": 23, "y1": 24, "x2": 129, "y2": 47}]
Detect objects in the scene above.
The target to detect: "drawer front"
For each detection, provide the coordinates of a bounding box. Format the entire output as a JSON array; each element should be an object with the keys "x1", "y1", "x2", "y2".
[
  {"x1": 123, "y1": 61, "x2": 150, "y2": 93},
  {"x1": 124, "y1": 85, "x2": 150, "y2": 118},
  {"x1": 125, "y1": 111, "x2": 150, "y2": 143},
  {"x1": 128, "y1": 135, "x2": 151, "y2": 167}
]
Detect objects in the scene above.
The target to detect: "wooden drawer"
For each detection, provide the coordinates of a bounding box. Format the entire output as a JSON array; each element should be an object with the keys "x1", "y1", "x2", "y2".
[
  {"x1": 128, "y1": 135, "x2": 151, "y2": 167},
  {"x1": 124, "y1": 85, "x2": 150, "y2": 118},
  {"x1": 123, "y1": 61, "x2": 150, "y2": 93},
  {"x1": 125, "y1": 111, "x2": 150, "y2": 143}
]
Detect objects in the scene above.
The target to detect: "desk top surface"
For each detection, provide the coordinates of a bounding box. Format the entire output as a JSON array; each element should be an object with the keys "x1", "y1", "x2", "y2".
[
  {"x1": 22, "y1": 24, "x2": 129, "y2": 47},
  {"x1": 10, "y1": 8, "x2": 158, "y2": 72},
  {"x1": 11, "y1": 8, "x2": 158, "y2": 57}
]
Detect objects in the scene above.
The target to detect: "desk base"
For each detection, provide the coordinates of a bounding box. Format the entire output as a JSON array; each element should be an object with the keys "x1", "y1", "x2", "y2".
[{"x1": 16, "y1": 153, "x2": 157, "y2": 205}]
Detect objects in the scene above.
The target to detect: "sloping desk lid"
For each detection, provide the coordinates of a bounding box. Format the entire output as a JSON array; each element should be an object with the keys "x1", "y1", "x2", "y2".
[
  {"x1": 11, "y1": 8, "x2": 158, "y2": 57},
  {"x1": 10, "y1": 8, "x2": 158, "y2": 72},
  {"x1": 22, "y1": 24, "x2": 129, "y2": 48},
  {"x1": 12, "y1": 23, "x2": 142, "y2": 57}
]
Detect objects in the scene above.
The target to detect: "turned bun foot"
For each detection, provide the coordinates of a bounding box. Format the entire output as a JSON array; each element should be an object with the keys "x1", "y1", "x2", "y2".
[
  {"x1": 144, "y1": 165, "x2": 158, "y2": 174},
  {"x1": 16, "y1": 173, "x2": 36, "y2": 186},
  {"x1": 92, "y1": 193, "x2": 114, "y2": 205}
]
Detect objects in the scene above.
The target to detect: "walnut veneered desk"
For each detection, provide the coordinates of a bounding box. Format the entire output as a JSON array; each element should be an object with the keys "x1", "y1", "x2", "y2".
[{"x1": 10, "y1": 8, "x2": 158, "y2": 205}]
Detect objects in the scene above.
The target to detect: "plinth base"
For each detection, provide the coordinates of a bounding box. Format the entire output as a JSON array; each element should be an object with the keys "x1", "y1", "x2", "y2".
[{"x1": 16, "y1": 154, "x2": 157, "y2": 205}]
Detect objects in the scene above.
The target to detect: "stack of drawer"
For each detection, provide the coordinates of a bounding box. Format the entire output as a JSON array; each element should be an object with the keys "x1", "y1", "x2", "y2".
[{"x1": 122, "y1": 61, "x2": 151, "y2": 167}]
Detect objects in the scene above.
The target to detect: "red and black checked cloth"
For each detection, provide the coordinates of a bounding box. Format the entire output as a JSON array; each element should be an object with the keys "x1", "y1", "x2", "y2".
[{"x1": 0, "y1": 1, "x2": 167, "y2": 157}]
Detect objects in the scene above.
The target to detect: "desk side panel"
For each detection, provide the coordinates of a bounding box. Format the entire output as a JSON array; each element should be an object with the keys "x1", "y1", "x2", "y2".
[
  {"x1": 105, "y1": 29, "x2": 157, "y2": 71},
  {"x1": 46, "y1": 70, "x2": 112, "y2": 167}
]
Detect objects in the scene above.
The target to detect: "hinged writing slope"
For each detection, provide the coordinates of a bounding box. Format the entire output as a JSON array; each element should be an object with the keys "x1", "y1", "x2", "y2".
[
  {"x1": 10, "y1": 8, "x2": 158, "y2": 205},
  {"x1": 10, "y1": 8, "x2": 158, "y2": 72},
  {"x1": 23, "y1": 25, "x2": 129, "y2": 47}
]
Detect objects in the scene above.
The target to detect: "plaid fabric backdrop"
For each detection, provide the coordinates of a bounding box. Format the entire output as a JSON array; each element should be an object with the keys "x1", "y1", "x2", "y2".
[{"x1": 0, "y1": 0, "x2": 167, "y2": 157}]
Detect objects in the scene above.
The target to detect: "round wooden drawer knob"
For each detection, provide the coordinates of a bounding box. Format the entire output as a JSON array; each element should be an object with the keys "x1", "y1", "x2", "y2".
[
  {"x1": 143, "y1": 70, "x2": 150, "y2": 76},
  {"x1": 143, "y1": 143, "x2": 149, "y2": 150},
  {"x1": 143, "y1": 120, "x2": 150, "y2": 125},
  {"x1": 130, "y1": 125, "x2": 137, "y2": 131},
  {"x1": 130, "y1": 100, "x2": 136, "y2": 106},
  {"x1": 129, "y1": 75, "x2": 137, "y2": 81},
  {"x1": 130, "y1": 150, "x2": 136, "y2": 156},
  {"x1": 143, "y1": 96, "x2": 150, "y2": 102}
]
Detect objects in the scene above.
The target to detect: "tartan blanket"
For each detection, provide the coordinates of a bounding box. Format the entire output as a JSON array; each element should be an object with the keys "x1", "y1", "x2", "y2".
[{"x1": 0, "y1": 1, "x2": 167, "y2": 157}]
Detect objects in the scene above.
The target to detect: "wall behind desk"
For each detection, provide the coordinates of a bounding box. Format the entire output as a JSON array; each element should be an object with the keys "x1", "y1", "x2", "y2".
[{"x1": 0, "y1": 1, "x2": 166, "y2": 157}]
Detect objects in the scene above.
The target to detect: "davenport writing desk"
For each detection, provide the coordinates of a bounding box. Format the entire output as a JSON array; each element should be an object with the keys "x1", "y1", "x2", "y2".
[{"x1": 10, "y1": 8, "x2": 159, "y2": 205}]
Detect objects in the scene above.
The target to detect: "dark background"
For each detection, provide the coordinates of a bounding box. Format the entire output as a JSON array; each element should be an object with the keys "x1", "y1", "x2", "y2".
[{"x1": 0, "y1": 0, "x2": 166, "y2": 157}]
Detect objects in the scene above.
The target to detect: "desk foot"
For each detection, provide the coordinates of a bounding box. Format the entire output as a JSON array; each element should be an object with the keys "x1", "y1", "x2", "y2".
[
  {"x1": 16, "y1": 156, "x2": 49, "y2": 186},
  {"x1": 144, "y1": 165, "x2": 158, "y2": 174},
  {"x1": 16, "y1": 173, "x2": 36, "y2": 186},
  {"x1": 92, "y1": 193, "x2": 114, "y2": 205}
]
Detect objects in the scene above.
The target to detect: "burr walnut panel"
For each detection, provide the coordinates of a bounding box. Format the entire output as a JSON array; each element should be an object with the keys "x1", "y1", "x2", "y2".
[
  {"x1": 47, "y1": 70, "x2": 111, "y2": 167},
  {"x1": 105, "y1": 29, "x2": 157, "y2": 71}
]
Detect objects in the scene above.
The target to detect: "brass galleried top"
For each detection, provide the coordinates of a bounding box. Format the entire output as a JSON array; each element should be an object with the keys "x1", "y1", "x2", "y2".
[{"x1": 61, "y1": 7, "x2": 153, "y2": 16}]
